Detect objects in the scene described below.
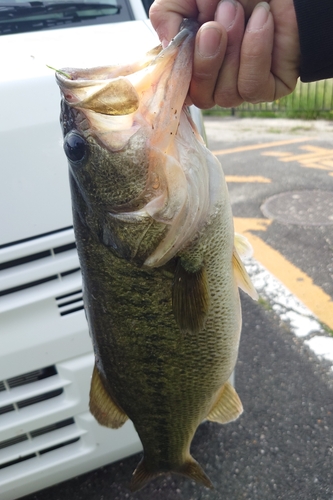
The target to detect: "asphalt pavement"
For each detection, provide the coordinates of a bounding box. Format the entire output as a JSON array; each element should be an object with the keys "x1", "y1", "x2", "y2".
[{"x1": 22, "y1": 117, "x2": 333, "y2": 500}]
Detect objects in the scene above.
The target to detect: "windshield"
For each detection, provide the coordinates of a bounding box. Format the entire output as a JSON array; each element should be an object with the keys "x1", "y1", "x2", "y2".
[{"x1": 0, "y1": 0, "x2": 133, "y2": 35}]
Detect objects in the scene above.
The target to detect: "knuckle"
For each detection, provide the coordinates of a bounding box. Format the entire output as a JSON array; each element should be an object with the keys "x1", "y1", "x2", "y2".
[
  {"x1": 238, "y1": 78, "x2": 271, "y2": 104},
  {"x1": 147, "y1": 3, "x2": 159, "y2": 23},
  {"x1": 190, "y1": 91, "x2": 215, "y2": 110},
  {"x1": 193, "y1": 98, "x2": 215, "y2": 110},
  {"x1": 192, "y1": 70, "x2": 216, "y2": 85},
  {"x1": 214, "y1": 88, "x2": 243, "y2": 108}
]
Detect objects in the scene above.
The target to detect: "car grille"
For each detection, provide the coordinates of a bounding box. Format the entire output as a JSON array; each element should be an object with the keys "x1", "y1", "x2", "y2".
[
  {"x1": 0, "y1": 227, "x2": 84, "y2": 316},
  {"x1": 56, "y1": 289, "x2": 84, "y2": 316},
  {"x1": 0, "y1": 366, "x2": 62, "y2": 416},
  {"x1": 0, "y1": 227, "x2": 80, "y2": 296},
  {"x1": 0, "y1": 228, "x2": 88, "y2": 476},
  {"x1": 0, "y1": 365, "x2": 82, "y2": 471},
  {"x1": 0, "y1": 226, "x2": 142, "y2": 499}
]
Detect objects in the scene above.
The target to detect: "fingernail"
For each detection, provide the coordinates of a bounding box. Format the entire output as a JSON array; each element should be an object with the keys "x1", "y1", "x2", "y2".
[
  {"x1": 197, "y1": 26, "x2": 222, "y2": 58},
  {"x1": 215, "y1": 0, "x2": 237, "y2": 31},
  {"x1": 246, "y1": 2, "x2": 270, "y2": 32}
]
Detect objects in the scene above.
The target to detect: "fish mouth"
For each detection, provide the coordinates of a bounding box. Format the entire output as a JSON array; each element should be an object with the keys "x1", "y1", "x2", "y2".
[{"x1": 55, "y1": 19, "x2": 199, "y2": 128}]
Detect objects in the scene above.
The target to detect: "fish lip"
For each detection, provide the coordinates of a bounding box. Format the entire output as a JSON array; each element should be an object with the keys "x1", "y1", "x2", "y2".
[{"x1": 55, "y1": 71, "x2": 93, "y2": 85}]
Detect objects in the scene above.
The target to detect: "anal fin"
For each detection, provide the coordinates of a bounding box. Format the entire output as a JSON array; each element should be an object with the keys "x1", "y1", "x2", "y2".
[
  {"x1": 89, "y1": 365, "x2": 128, "y2": 429},
  {"x1": 207, "y1": 381, "x2": 243, "y2": 424},
  {"x1": 172, "y1": 260, "x2": 210, "y2": 333}
]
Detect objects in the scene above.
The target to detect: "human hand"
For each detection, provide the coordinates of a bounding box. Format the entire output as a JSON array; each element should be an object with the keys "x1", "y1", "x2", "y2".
[{"x1": 149, "y1": 0, "x2": 300, "y2": 108}]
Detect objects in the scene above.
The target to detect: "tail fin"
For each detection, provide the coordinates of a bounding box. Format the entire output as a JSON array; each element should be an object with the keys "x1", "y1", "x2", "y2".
[
  {"x1": 130, "y1": 456, "x2": 214, "y2": 492},
  {"x1": 130, "y1": 459, "x2": 159, "y2": 492},
  {"x1": 177, "y1": 457, "x2": 214, "y2": 489}
]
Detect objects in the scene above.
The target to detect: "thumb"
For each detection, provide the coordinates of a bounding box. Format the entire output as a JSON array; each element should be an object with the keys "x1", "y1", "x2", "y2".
[{"x1": 149, "y1": 0, "x2": 199, "y2": 46}]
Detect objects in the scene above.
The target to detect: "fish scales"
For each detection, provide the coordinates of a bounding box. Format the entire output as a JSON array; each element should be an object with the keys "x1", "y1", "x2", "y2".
[
  {"x1": 56, "y1": 19, "x2": 257, "y2": 491},
  {"x1": 74, "y1": 191, "x2": 238, "y2": 469}
]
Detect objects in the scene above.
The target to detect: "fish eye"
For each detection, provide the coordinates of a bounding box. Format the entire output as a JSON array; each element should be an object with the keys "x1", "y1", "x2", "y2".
[{"x1": 63, "y1": 132, "x2": 87, "y2": 163}]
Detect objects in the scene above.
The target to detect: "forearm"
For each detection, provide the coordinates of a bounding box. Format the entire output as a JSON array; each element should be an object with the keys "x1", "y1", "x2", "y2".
[{"x1": 293, "y1": 0, "x2": 333, "y2": 82}]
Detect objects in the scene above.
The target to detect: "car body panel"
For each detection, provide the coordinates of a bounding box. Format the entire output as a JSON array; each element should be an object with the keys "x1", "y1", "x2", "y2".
[{"x1": 0, "y1": 20, "x2": 158, "y2": 244}]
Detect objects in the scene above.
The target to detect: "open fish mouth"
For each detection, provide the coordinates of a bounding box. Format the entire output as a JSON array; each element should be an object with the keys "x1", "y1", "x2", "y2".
[{"x1": 56, "y1": 19, "x2": 199, "y2": 125}]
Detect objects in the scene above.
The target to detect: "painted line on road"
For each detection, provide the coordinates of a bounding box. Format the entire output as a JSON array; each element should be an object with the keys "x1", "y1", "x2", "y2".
[
  {"x1": 234, "y1": 217, "x2": 333, "y2": 332},
  {"x1": 246, "y1": 231, "x2": 333, "y2": 331},
  {"x1": 234, "y1": 217, "x2": 333, "y2": 366},
  {"x1": 226, "y1": 176, "x2": 271, "y2": 183},
  {"x1": 212, "y1": 137, "x2": 310, "y2": 156},
  {"x1": 278, "y1": 145, "x2": 333, "y2": 163},
  {"x1": 217, "y1": 133, "x2": 333, "y2": 364},
  {"x1": 244, "y1": 258, "x2": 333, "y2": 367},
  {"x1": 262, "y1": 145, "x2": 333, "y2": 174}
]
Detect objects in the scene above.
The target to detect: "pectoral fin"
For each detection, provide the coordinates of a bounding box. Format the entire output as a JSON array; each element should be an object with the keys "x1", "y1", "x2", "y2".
[
  {"x1": 89, "y1": 365, "x2": 128, "y2": 429},
  {"x1": 172, "y1": 260, "x2": 210, "y2": 333},
  {"x1": 233, "y1": 247, "x2": 258, "y2": 300},
  {"x1": 207, "y1": 381, "x2": 243, "y2": 424}
]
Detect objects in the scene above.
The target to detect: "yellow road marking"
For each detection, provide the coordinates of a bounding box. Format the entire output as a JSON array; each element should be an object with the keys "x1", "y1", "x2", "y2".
[
  {"x1": 234, "y1": 218, "x2": 333, "y2": 331},
  {"x1": 234, "y1": 218, "x2": 272, "y2": 233},
  {"x1": 211, "y1": 137, "x2": 310, "y2": 156},
  {"x1": 226, "y1": 176, "x2": 271, "y2": 183},
  {"x1": 262, "y1": 145, "x2": 333, "y2": 172},
  {"x1": 273, "y1": 153, "x2": 332, "y2": 162},
  {"x1": 262, "y1": 151, "x2": 291, "y2": 157},
  {"x1": 279, "y1": 151, "x2": 333, "y2": 163},
  {"x1": 322, "y1": 160, "x2": 333, "y2": 168},
  {"x1": 299, "y1": 145, "x2": 332, "y2": 154}
]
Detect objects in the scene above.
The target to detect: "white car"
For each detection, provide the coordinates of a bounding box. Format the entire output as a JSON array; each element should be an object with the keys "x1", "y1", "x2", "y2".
[{"x1": 0, "y1": 2, "x2": 206, "y2": 499}]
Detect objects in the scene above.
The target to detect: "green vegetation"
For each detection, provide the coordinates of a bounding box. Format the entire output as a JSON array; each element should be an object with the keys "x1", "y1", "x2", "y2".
[
  {"x1": 257, "y1": 296, "x2": 273, "y2": 311},
  {"x1": 321, "y1": 322, "x2": 333, "y2": 337},
  {"x1": 46, "y1": 65, "x2": 72, "y2": 79},
  {"x1": 203, "y1": 79, "x2": 333, "y2": 120}
]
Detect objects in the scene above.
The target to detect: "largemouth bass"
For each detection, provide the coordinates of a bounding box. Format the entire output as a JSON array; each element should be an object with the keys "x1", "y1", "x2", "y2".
[{"x1": 56, "y1": 19, "x2": 257, "y2": 491}]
